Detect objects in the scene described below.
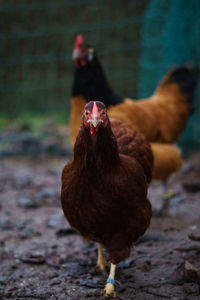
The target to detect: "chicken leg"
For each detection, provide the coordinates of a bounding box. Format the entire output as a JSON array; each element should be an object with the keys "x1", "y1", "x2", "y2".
[
  {"x1": 96, "y1": 243, "x2": 108, "y2": 270},
  {"x1": 103, "y1": 263, "x2": 117, "y2": 297},
  {"x1": 161, "y1": 181, "x2": 173, "y2": 212},
  {"x1": 154, "y1": 181, "x2": 173, "y2": 216},
  {"x1": 162, "y1": 181, "x2": 173, "y2": 200}
]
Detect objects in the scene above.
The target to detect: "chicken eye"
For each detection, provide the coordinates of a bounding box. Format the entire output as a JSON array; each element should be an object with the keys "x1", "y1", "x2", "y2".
[
  {"x1": 102, "y1": 111, "x2": 106, "y2": 115},
  {"x1": 85, "y1": 111, "x2": 89, "y2": 115}
]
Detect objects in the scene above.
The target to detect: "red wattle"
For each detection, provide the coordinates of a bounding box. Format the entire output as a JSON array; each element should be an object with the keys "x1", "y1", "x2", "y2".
[{"x1": 90, "y1": 125, "x2": 95, "y2": 135}]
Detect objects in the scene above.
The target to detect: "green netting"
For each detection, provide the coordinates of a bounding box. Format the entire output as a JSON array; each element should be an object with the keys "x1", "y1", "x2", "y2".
[
  {"x1": 139, "y1": 0, "x2": 200, "y2": 150},
  {"x1": 0, "y1": 0, "x2": 148, "y2": 117}
]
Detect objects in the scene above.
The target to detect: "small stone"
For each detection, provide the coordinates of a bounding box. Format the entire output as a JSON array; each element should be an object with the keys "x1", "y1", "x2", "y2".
[
  {"x1": 18, "y1": 196, "x2": 39, "y2": 209},
  {"x1": 0, "y1": 220, "x2": 15, "y2": 230},
  {"x1": 20, "y1": 252, "x2": 46, "y2": 264},
  {"x1": 50, "y1": 279, "x2": 62, "y2": 286},
  {"x1": 17, "y1": 219, "x2": 33, "y2": 231},
  {"x1": 46, "y1": 214, "x2": 65, "y2": 228},
  {"x1": 56, "y1": 228, "x2": 78, "y2": 237},
  {"x1": 47, "y1": 272, "x2": 57, "y2": 279},
  {"x1": 19, "y1": 228, "x2": 41, "y2": 240},
  {"x1": 118, "y1": 258, "x2": 134, "y2": 268},
  {"x1": 35, "y1": 188, "x2": 56, "y2": 201},
  {"x1": 79, "y1": 279, "x2": 102, "y2": 289}
]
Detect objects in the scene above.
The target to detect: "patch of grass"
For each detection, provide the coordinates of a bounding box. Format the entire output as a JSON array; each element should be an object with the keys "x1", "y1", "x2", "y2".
[
  {"x1": 0, "y1": 116, "x2": 10, "y2": 130},
  {"x1": 0, "y1": 111, "x2": 69, "y2": 132}
]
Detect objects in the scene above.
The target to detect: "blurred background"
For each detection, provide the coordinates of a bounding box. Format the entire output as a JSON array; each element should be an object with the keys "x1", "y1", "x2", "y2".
[{"x1": 1, "y1": 0, "x2": 200, "y2": 155}]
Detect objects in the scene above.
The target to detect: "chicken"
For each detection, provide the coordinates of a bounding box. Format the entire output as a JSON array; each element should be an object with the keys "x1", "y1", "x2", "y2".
[
  {"x1": 70, "y1": 34, "x2": 197, "y2": 146},
  {"x1": 61, "y1": 101, "x2": 153, "y2": 296}
]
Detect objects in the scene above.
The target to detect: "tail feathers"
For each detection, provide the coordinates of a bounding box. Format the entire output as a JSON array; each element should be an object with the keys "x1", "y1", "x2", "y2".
[{"x1": 156, "y1": 66, "x2": 198, "y2": 105}]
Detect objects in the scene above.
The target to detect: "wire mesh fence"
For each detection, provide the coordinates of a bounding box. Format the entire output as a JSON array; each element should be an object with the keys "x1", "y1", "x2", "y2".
[{"x1": 0, "y1": 0, "x2": 148, "y2": 117}]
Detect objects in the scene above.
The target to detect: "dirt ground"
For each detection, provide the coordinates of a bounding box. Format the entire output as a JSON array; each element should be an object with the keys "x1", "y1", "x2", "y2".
[{"x1": 1, "y1": 152, "x2": 200, "y2": 300}]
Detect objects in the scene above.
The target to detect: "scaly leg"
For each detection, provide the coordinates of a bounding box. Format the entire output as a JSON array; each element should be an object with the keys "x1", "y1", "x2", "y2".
[
  {"x1": 162, "y1": 181, "x2": 173, "y2": 212},
  {"x1": 96, "y1": 243, "x2": 108, "y2": 270},
  {"x1": 162, "y1": 181, "x2": 173, "y2": 201},
  {"x1": 103, "y1": 263, "x2": 117, "y2": 297},
  {"x1": 153, "y1": 181, "x2": 174, "y2": 216}
]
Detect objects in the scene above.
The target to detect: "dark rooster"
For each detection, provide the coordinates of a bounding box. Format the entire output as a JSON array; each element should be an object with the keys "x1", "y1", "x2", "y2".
[{"x1": 61, "y1": 101, "x2": 153, "y2": 296}]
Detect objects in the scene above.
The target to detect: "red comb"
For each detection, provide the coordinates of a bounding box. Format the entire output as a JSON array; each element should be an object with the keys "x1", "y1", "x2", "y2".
[{"x1": 75, "y1": 34, "x2": 83, "y2": 48}]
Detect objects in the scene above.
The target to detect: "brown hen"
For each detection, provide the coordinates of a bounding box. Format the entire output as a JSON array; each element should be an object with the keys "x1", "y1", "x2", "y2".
[{"x1": 61, "y1": 101, "x2": 152, "y2": 296}]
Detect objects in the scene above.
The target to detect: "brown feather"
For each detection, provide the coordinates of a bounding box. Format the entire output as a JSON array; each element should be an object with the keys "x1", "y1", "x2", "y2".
[{"x1": 110, "y1": 118, "x2": 153, "y2": 184}]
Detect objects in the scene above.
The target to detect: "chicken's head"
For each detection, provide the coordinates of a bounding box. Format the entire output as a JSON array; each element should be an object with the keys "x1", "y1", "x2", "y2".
[
  {"x1": 82, "y1": 101, "x2": 109, "y2": 135},
  {"x1": 72, "y1": 34, "x2": 94, "y2": 66}
]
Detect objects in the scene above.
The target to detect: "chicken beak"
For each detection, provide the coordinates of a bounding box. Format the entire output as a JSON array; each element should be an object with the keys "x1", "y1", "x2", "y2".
[
  {"x1": 88, "y1": 115, "x2": 102, "y2": 135},
  {"x1": 91, "y1": 116, "x2": 100, "y2": 128}
]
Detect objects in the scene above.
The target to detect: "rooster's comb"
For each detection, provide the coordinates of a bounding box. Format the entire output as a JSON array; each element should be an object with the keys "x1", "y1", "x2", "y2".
[{"x1": 75, "y1": 34, "x2": 84, "y2": 48}]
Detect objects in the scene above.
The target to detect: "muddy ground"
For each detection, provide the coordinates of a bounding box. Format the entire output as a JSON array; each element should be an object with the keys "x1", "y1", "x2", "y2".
[{"x1": 1, "y1": 151, "x2": 200, "y2": 300}]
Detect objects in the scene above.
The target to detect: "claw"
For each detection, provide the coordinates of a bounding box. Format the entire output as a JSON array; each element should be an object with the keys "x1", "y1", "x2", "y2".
[
  {"x1": 162, "y1": 190, "x2": 173, "y2": 200},
  {"x1": 104, "y1": 282, "x2": 116, "y2": 297},
  {"x1": 96, "y1": 259, "x2": 108, "y2": 271},
  {"x1": 101, "y1": 283, "x2": 116, "y2": 297}
]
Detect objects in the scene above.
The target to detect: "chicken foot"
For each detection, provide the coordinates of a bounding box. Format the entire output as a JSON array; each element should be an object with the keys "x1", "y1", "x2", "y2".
[
  {"x1": 96, "y1": 243, "x2": 108, "y2": 270},
  {"x1": 162, "y1": 181, "x2": 173, "y2": 202},
  {"x1": 154, "y1": 181, "x2": 174, "y2": 216},
  {"x1": 102, "y1": 263, "x2": 117, "y2": 297}
]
